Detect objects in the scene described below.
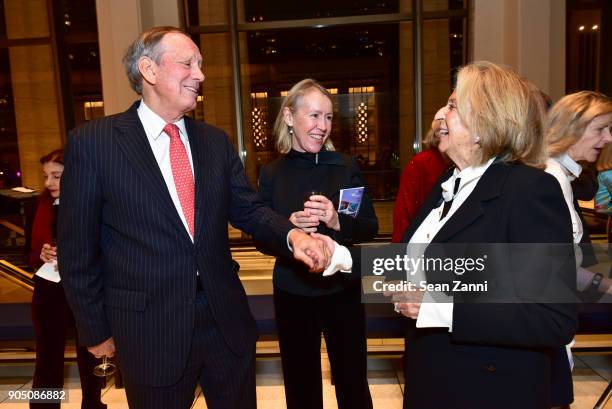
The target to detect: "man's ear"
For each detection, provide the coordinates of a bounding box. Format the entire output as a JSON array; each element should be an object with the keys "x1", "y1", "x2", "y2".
[
  {"x1": 138, "y1": 56, "x2": 157, "y2": 85},
  {"x1": 283, "y1": 107, "x2": 294, "y2": 127}
]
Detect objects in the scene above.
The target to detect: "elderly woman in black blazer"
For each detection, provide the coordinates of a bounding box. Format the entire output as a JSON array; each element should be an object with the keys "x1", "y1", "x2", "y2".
[{"x1": 390, "y1": 61, "x2": 577, "y2": 409}]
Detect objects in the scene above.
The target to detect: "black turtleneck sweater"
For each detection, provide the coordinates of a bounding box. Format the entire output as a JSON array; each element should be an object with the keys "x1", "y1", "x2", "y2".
[{"x1": 257, "y1": 149, "x2": 378, "y2": 296}]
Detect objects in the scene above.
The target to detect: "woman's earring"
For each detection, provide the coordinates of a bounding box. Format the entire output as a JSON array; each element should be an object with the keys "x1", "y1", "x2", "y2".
[
  {"x1": 474, "y1": 135, "x2": 481, "y2": 143},
  {"x1": 289, "y1": 126, "x2": 294, "y2": 135}
]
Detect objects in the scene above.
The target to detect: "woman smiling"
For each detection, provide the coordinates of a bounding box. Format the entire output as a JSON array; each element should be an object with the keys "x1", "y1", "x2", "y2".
[{"x1": 395, "y1": 61, "x2": 577, "y2": 409}]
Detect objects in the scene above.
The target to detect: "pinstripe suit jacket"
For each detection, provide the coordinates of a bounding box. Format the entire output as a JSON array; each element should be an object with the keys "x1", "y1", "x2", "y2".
[{"x1": 58, "y1": 102, "x2": 294, "y2": 386}]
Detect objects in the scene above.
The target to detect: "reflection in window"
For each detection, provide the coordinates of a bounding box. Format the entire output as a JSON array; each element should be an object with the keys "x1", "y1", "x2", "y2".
[
  {"x1": 251, "y1": 92, "x2": 269, "y2": 151},
  {"x1": 348, "y1": 86, "x2": 376, "y2": 165},
  {"x1": 183, "y1": 2, "x2": 467, "y2": 207},
  {"x1": 243, "y1": 0, "x2": 401, "y2": 22},
  {"x1": 0, "y1": 48, "x2": 20, "y2": 187},
  {"x1": 83, "y1": 101, "x2": 104, "y2": 121},
  {"x1": 193, "y1": 95, "x2": 205, "y2": 121},
  {"x1": 0, "y1": 0, "x2": 6, "y2": 39},
  {"x1": 241, "y1": 23, "x2": 403, "y2": 200},
  {"x1": 421, "y1": 17, "x2": 466, "y2": 132},
  {"x1": 423, "y1": 0, "x2": 466, "y2": 12}
]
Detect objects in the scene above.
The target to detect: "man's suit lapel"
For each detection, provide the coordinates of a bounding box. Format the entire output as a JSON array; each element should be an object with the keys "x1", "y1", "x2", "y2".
[{"x1": 113, "y1": 103, "x2": 192, "y2": 242}]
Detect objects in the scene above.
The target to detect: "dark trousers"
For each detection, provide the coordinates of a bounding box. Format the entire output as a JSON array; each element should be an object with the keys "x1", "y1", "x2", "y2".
[
  {"x1": 123, "y1": 290, "x2": 256, "y2": 409},
  {"x1": 274, "y1": 285, "x2": 373, "y2": 409},
  {"x1": 550, "y1": 346, "x2": 573, "y2": 406},
  {"x1": 30, "y1": 275, "x2": 105, "y2": 409}
]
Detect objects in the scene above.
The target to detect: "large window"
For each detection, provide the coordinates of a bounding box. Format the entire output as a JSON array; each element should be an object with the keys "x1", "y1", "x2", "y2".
[
  {"x1": 185, "y1": 0, "x2": 468, "y2": 209},
  {"x1": 0, "y1": 47, "x2": 19, "y2": 188},
  {"x1": 0, "y1": 0, "x2": 102, "y2": 190}
]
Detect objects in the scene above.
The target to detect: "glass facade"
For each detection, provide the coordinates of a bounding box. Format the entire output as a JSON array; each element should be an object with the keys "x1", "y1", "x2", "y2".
[
  {"x1": 184, "y1": 0, "x2": 469, "y2": 210},
  {"x1": 0, "y1": 0, "x2": 469, "y2": 234},
  {"x1": 237, "y1": 23, "x2": 408, "y2": 198},
  {"x1": 0, "y1": 47, "x2": 19, "y2": 187},
  {"x1": 60, "y1": 0, "x2": 103, "y2": 127},
  {"x1": 241, "y1": 0, "x2": 404, "y2": 22},
  {"x1": 0, "y1": 0, "x2": 102, "y2": 189}
]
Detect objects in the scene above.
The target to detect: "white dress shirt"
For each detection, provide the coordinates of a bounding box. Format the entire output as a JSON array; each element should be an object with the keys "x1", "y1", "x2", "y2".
[
  {"x1": 137, "y1": 100, "x2": 195, "y2": 242},
  {"x1": 409, "y1": 158, "x2": 495, "y2": 331}
]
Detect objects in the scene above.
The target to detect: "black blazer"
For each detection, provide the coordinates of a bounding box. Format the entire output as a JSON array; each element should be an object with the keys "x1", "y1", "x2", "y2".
[
  {"x1": 401, "y1": 161, "x2": 578, "y2": 409},
  {"x1": 58, "y1": 102, "x2": 294, "y2": 386}
]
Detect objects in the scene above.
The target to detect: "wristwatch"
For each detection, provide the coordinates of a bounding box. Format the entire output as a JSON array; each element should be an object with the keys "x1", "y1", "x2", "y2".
[
  {"x1": 589, "y1": 272, "x2": 604, "y2": 292},
  {"x1": 579, "y1": 272, "x2": 604, "y2": 303}
]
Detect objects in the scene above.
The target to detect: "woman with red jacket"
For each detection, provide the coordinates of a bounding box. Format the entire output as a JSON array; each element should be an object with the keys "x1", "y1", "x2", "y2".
[
  {"x1": 30, "y1": 149, "x2": 106, "y2": 409},
  {"x1": 392, "y1": 108, "x2": 450, "y2": 242}
]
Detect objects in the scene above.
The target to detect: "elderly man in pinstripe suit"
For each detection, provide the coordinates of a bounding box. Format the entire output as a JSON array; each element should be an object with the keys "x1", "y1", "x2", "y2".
[{"x1": 57, "y1": 26, "x2": 330, "y2": 409}]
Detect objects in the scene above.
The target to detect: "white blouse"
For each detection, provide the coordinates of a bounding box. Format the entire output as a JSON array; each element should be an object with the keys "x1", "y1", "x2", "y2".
[
  {"x1": 544, "y1": 154, "x2": 583, "y2": 244},
  {"x1": 408, "y1": 158, "x2": 495, "y2": 331}
]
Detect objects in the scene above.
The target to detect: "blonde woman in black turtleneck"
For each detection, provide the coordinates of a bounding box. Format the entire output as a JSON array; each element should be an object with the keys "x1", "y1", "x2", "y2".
[{"x1": 257, "y1": 79, "x2": 378, "y2": 409}]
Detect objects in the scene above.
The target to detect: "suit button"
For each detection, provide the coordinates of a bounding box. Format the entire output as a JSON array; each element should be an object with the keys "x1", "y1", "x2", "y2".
[{"x1": 483, "y1": 364, "x2": 496, "y2": 373}]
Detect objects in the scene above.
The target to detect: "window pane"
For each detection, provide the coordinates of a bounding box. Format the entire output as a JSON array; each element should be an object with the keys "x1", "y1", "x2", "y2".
[
  {"x1": 4, "y1": 0, "x2": 49, "y2": 39},
  {"x1": 196, "y1": 33, "x2": 238, "y2": 147},
  {"x1": 8, "y1": 45, "x2": 63, "y2": 190},
  {"x1": 0, "y1": 48, "x2": 20, "y2": 188},
  {"x1": 67, "y1": 42, "x2": 103, "y2": 124},
  {"x1": 239, "y1": 23, "x2": 414, "y2": 203},
  {"x1": 241, "y1": 0, "x2": 406, "y2": 22},
  {"x1": 421, "y1": 17, "x2": 466, "y2": 135},
  {"x1": 61, "y1": 0, "x2": 98, "y2": 34},
  {"x1": 0, "y1": 0, "x2": 6, "y2": 39},
  {"x1": 186, "y1": 0, "x2": 230, "y2": 26},
  {"x1": 423, "y1": 0, "x2": 466, "y2": 12}
]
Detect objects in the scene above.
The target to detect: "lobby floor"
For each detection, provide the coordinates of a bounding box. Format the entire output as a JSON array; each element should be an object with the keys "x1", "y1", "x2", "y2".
[{"x1": 0, "y1": 352, "x2": 610, "y2": 408}]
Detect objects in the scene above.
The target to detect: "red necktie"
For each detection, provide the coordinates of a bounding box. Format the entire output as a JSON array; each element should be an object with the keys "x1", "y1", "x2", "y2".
[{"x1": 164, "y1": 123, "x2": 195, "y2": 237}]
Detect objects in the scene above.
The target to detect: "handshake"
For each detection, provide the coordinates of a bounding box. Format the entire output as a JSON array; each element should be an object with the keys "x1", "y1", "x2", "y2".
[{"x1": 288, "y1": 229, "x2": 337, "y2": 273}]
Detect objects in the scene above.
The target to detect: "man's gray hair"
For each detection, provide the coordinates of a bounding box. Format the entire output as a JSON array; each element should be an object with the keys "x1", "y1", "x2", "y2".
[{"x1": 123, "y1": 26, "x2": 186, "y2": 95}]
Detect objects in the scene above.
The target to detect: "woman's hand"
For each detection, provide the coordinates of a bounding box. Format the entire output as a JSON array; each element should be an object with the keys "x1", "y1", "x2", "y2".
[
  {"x1": 40, "y1": 243, "x2": 57, "y2": 263},
  {"x1": 386, "y1": 290, "x2": 425, "y2": 319},
  {"x1": 289, "y1": 210, "x2": 320, "y2": 233},
  {"x1": 304, "y1": 194, "x2": 340, "y2": 231}
]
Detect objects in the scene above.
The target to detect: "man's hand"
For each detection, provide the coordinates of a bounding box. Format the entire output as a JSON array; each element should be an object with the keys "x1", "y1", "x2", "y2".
[
  {"x1": 87, "y1": 337, "x2": 115, "y2": 358},
  {"x1": 288, "y1": 229, "x2": 330, "y2": 273},
  {"x1": 310, "y1": 232, "x2": 334, "y2": 255}
]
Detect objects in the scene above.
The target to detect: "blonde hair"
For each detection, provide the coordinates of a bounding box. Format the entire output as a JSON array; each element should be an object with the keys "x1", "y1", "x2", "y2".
[
  {"x1": 454, "y1": 61, "x2": 547, "y2": 168},
  {"x1": 597, "y1": 144, "x2": 612, "y2": 171},
  {"x1": 546, "y1": 91, "x2": 612, "y2": 158},
  {"x1": 422, "y1": 118, "x2": 442, "y2": 150},
  {"x1": 273, "y1": 79, "x2": 335, "y2": 154}
]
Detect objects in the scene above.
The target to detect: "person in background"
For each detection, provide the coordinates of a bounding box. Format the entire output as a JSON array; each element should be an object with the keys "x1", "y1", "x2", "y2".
[
  {"x1": 546, "y1": 91, "x2": 612, "y2": 298},
  {"x1": 595, "y1": 145, "x2": 612, "y2": 238},
  {"x1": 258, "y1": 78, "x2": 378, "y2": 409},
  {"x1": 392, "y1": 109, "x2": 450, "y2": 243},
  {"x1": 29, "y1": 149, "x2": 106, "y2": 409},
  {"x1": 394, "y1": 61, "x2": 577, "y2": 409},
  {"x1": 544, "y1": 90, "x2": 612, "y2": 408}
]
